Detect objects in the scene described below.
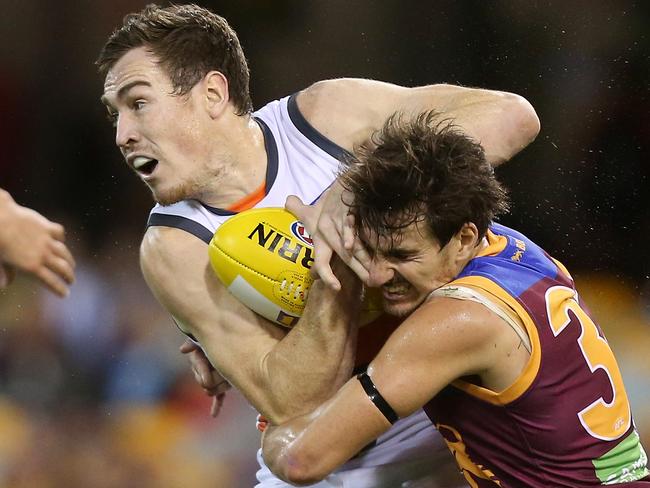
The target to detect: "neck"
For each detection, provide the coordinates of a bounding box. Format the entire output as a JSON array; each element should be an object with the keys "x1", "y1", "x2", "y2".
[{"x1": 199, "y1": 112, "x2": 267, "y2": 208}]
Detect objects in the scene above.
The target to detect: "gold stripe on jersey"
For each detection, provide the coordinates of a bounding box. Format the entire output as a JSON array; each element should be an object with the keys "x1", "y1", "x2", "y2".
[
  {"x1": 482, "y1": 229, "x2": 508, "y2": 256},
  {"x1": 447, "y1": 275, "x2": 541, "y2": 405}
]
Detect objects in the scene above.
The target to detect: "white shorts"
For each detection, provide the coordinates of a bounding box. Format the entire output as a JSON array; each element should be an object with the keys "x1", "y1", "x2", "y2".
[{"x1": 255, "y1": 409, "x2": 459, "y2": 488}]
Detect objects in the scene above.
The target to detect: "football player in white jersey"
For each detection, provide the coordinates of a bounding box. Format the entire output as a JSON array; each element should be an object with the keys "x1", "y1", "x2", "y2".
[{"x1": 97, "y1": 4, "x2": 539, "y2": 487}]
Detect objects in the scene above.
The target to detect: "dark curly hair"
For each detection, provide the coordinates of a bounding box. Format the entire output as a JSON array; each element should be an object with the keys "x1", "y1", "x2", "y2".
[
  {"x1": 96, "y1": 3, "x2": 252, "y2": 115},
  {"x1": 340, "y1": 111, "x2": 510, "y2": 248}
]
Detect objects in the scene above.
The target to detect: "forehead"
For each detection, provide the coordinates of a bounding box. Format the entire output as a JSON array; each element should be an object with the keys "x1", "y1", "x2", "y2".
[
  {"x1": 363, "y1": 219, "x2": 435, "y2": 253},
  {"x1": 102, "y1": 47, "x2": 168, "y2": 102}
]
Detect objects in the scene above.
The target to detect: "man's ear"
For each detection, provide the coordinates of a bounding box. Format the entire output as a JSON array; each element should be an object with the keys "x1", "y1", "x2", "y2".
[
  {"x1": 203, "y1": 70, "x2": 229, "y2": 118},
  {"x1": 456, "y1": 223, "x2": 480, "y2": 262}
]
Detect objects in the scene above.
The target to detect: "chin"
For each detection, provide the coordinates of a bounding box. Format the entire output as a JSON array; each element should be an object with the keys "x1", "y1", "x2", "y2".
[
  {"x1": 151, "y1": 183, "x2": 194, "y2": 206},
  {"x1": 381, "y1": 297, "x2": 423, "y2": 318}
]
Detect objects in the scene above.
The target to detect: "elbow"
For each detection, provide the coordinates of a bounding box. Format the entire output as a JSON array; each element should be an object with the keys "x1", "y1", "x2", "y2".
[
  {"x1": 269, "y1": 448, "x2": 329, "y2": 486},
  {"x1": 265, "y1": 442, "x2": 331, "y2": 486},
  {"x1": 510, "y1": 94, "x2": 541, "y2": 145},
  {"x1": 489, "y1": 93, "x2": 541, "y2": 166},
  {"x1": 282, "y1": 458, "x2": 329, "y2": 486}
]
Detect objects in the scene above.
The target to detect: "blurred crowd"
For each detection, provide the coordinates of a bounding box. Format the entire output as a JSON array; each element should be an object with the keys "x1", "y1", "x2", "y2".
[{"x1": 0, "y1": 0, "x2": 648, "y2": 486}]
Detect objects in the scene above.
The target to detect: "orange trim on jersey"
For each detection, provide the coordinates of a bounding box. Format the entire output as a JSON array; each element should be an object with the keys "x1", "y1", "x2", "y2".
[
  {"x1": 479, "y1": 229, "x2": 508, "y2": 257},
  {"x1": 552, "y1": 257, "x2": 573, "y2": 283},
  {"x1": 226, "y1": 181, "x2": 267, "y2": 212},
  {"x1": 448, "y1": 275, "x2": 542, "y2": 405}
]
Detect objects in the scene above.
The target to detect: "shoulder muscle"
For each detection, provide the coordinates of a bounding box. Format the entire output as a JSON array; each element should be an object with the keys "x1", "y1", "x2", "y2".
[
  {"x1": 297, "y1": 78, "x2": 409, "y2": 151},
  {"x1": 139, "y1": 226, "x2": 285, "y2": 381}
]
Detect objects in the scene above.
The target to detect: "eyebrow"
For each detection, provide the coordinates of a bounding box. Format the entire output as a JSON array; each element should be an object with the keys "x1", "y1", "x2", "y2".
[
  {"x1": 100, "y1": 80, "x2": 152, "y2": 107},
  {"x1": 385, "y1": 247, "x2": 419, "y2": 259}
]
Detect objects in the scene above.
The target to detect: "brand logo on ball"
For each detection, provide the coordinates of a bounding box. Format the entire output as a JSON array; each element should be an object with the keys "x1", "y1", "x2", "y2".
[{"x1": 290, "y1": 221, "x2": 313, "y2": 247}]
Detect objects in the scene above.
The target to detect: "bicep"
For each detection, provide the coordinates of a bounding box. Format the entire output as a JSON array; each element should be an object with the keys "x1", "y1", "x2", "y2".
[
  {"x1": 366, "y1": 297, "x2": 500, "y2": 417},
  {"x1": 300, "y1": 79, "x2": 538, "y2": 164},
  {"x1": 139, "y1": 227, "x2": 285, "y2": 392},
  {"x1": 391, "y1": 84, "x2": 540, "y2": 165},
  {"x1": 266, "y1": 298, "x2": 499, "y2": 479}
]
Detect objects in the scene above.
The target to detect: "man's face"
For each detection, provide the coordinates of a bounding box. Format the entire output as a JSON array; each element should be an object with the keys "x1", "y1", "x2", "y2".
[
  {"x1": 101, "y1": 47, "x2": 218, "y2": 205},
  {"x1": 362, "y1": 219, "x2": 458, "y2": 317}
]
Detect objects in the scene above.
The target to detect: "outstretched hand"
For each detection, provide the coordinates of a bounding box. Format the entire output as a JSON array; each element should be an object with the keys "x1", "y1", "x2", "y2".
[
  {"x1": 0, "y1": 190, "x2": 75, "y2": 297},
  {"x1": 285, "y1": 181, "x2": 371, "y2": 289},
  {"x1": 180, "y1": 339, "x2": 231, "y2": 418}
]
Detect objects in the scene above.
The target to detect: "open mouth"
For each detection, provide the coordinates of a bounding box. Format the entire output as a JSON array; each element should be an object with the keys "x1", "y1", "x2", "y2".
[
  {"x1": 133, "y1": 156, "x2": 159, "y2": 176},
  {"x1": 382, "y1": 287, "x2": 410, "y2": 300}
]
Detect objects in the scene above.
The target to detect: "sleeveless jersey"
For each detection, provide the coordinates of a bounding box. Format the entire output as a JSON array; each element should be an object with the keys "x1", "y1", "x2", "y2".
[
  {"x1": 147, "y1": 93, "x2": 400, "y2": 365},
  {"x1": 148, "y1": 94, "x2": 345, "y2": 241},
  {"x1": 146, "y1": 94, "x2": 448, "y2": 485},
  {"x1": 425, "y1": 223, "x2": 649, "y2": 487}
]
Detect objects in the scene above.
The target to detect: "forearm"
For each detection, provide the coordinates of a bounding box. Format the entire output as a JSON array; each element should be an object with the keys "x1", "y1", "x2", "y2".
[
  {"x1": 261, "y1": 377, "x2": 390, "y2": 485},
  {"x1": 259, "y1": 268, "x2": 362, "y2": 423},
  {"x1": 144, "y1": 227, "x2": 361, "y2": 423},
  {"x1": 417, "y1": 84, "x2": 540, "y2": 165}
]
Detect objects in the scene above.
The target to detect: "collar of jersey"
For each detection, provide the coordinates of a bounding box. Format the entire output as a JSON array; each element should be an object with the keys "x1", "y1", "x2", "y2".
[{"x1": 201, "y1": 116, "x2": 278, "y2": 216}]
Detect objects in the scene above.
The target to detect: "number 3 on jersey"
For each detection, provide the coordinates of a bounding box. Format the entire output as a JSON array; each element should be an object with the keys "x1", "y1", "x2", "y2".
[{"x1": 546, "y1": 286, "x2": 631, "y2": 441}]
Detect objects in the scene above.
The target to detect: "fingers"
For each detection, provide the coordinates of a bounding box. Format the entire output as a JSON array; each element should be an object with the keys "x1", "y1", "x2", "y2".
[
  {"x1": 35, "y1": 266, "x2": 70, "y2": 297},
  {"x1": 210, "y1": 392, "x2": 227, "y2": 418},
  {"x1": 179, "y1": 340, "x2": 230, "y2": 418},
  {"x1": 48, "y1": 221, "x2": 66, "y2": 241},
  {"x1": 192, "y1": 352, "x2": 217, "y2": 387},
  {"x1": 285, "y1": 195, "x2": 311, "y2": 223},
  {"x1": 311, "y1": 240, "x2": 340, "y2": 290},
  {"x1": 31, "y1": 242, "x2": 76, "y2": 297},
  {"x1": 342, "y1": 214, "x2": 356, "y2": 251},
  {"x1": 52, "y1": 240, "x2": 76, "y2": 270},
  {"x1": 47, "y1": 246, "x2": 75, "y2": 285},
  {"x1": 179, "y1": 338, "x2": 199, "y2": 354}
]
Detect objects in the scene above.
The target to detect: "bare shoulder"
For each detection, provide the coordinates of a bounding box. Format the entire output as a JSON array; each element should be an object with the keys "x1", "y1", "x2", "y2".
[
  {"x1": 405, "y1": 297, "x2": 501, "y2": 351},
  {"x1": 296, "y1": 78, "x2": 409, "y2": 151},
  {"x1": 379, "y1": 295, "x2": 509, "y2": 377},
  {"x1": 140, "y1": 226, "x2": 211, "y2": 298},
  {"x1": 366, "y1": 296, "x2": 510, "y2": 415},
  {"x1": 139, "y1": 226, "x2": 268, "y2": 334},
  {"x1": 140, "y1": 225, "x2": 285, "y2": 363},
  {"x1": 139, "y1": 226, "x2": 219, "y2": 328}
]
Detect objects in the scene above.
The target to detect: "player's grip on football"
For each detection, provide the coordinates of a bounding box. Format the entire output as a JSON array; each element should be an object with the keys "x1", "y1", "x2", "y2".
[{"x1": 285, "y1": 183, "x2": 371, "y2": 290}]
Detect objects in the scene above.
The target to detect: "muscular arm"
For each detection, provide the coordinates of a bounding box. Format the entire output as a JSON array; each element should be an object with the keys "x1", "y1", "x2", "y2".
[
  {"x1": 140, "y1": 226, "x2": 362, "y2": 423},
  {"x1": 262, "y1": 297, "x2": 521, "y2": 485},
  {"x1": 298, "y1": 78, "x2": 540, "y2": 166},
  {"x1": 290, "y1": 79, "x2": 540, "y2": 287}
]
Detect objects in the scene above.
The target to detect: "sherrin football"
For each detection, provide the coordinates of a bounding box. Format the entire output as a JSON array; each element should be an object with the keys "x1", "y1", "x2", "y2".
[{"x1": 208, "y1": 207, "x2": 382, "y2": 328}]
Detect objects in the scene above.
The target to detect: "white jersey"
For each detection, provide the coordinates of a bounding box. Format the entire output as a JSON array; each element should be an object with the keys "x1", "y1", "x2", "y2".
[
  {"x1": 147, "y1": 95, "x2": 454, "y2": 488},
  {"x1": 148, "y1": 94, "x2": 344, "y2": 244}
]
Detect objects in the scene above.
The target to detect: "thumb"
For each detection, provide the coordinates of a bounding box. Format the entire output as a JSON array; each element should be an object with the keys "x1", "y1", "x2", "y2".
[
  {"x1": 286, "y1": 195, "x2": 318, "y2": 231},
  {"x1": 285, "y1": 195, "x2": 307, "y2": 218}
]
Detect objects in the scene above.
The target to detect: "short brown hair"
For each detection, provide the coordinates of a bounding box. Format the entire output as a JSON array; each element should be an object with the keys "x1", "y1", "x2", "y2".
[
  {"x1": 340, "y1": 111, "x2": 510, "y2": 247},
  {"x1": 96, "y1": 3, "x2": 253, "y2": 115}
]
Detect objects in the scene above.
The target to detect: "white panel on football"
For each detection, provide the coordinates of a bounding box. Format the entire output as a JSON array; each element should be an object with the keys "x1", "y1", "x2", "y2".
[{"x1": 228, "y1": 275, "x2": 292, "y2": 325}]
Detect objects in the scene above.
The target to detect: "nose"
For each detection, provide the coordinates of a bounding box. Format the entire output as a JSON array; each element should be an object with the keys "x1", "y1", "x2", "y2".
[
  {"x1": 366, "y1": 257, "x2": 395, "y2": 287},
  {"x1": 115, "y1": 112, "x2": 139, "y2": 149}
]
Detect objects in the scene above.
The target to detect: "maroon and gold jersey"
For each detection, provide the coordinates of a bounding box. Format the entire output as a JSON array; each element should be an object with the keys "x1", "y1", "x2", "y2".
[{"x1": 424, "y1": 223, "x2": 649, "y2": 487}]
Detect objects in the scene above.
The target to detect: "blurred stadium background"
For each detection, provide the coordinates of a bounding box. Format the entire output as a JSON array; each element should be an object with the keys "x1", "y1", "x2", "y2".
[{"x1": 0, "y1": 1, "x2": 648, "y2": 486}]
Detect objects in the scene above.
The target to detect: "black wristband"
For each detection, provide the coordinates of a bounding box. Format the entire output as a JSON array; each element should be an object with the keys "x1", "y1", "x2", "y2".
[{"x1": 357, "y1": 372, "x2": 399, "y2": 424}]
